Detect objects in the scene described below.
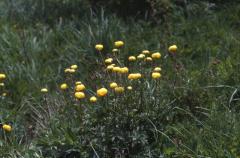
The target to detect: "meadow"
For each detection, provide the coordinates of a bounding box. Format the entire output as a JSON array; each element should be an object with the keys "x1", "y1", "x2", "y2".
[{"x1": 0, "y1": 0, "x2": 240, "y2": 157}]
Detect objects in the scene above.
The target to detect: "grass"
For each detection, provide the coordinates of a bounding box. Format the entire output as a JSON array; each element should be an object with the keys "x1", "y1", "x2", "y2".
[{"x1": 0, "y1": 1, "x2": 240, "y2": 157}]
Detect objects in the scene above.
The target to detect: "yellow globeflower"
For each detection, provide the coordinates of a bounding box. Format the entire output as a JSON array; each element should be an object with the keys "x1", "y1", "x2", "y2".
[
  {"x1": 75, "y1": 92, "x2": 85, "y2": 99},
  {"x1": 112, "y1": 66, "x2": 121, "y2": 73},
  {"x1": 114, "y1": 86, "x2": 124, "y2": 93},
  {"x1": 151, "y1": 52, "x2": 161, "y2": 59},
  {"x1": 60, "y1": 83, "x2": 68, "y2": 90},
  {"x1": 145, "y1": 57, "x2": 153, "y2": 62},
  {"x1": 137, "y1": 54, "x2": 145, "y2": 59},
  {"x1": 97, "y1": 88, "x2": 108, "y2": 97},
  {"x1": 2, "y1": 92, "x2": 7, "y2": 97},
  {"x1": 64, "y1": 68, "x2": 71, "y2": 73},
  {"x1": 41, "y1": 88, "x2": 48, "y2": 93},
  {"x1": 69, "y1": 69, "x2": 76, "y2": 73},
  {"x1": 110, "y1": 82, "x2": 118, "y2": 89},
  {"x1": 112, "y1": 49, "x2": 118, "y2": 53},
  {"x1": 106, "y1": 65, "x2": 114, "y2": 71},
  {"x1": 75, "y1": 81, "x2": 82, "y2": 85},
  {"x1": 0, "y1": 74, "x2": 6, "y2": 80},
  {"x1": 95, "y1": 44, "x2": 104, "y2": 51},
  {"x1": 70, "y1": 65, "x2": 78, "y2": 70},
  {"x1": 128, "y1": 73, "x2": 142, "y2": 80},
  {"x1": 127, "y1": 86, "x2": 133, "y2": 90},
  {"x1": 154, "y1": 67, "x2": 162, "y2": 72},
  {"x1": 128, "y1": 56, "x2": 136, "y2": 61},
  {"x1": 142, "y1": 50, "x2": 150, "y2": 54},
  {"x1": 120, "y1": 67, "x2": 129, "y2": 74},
  {"x1": 75, "y1": 84, "x2": 85, "y2": 91},
  {"x1": 105, "y1": 58, "x2": 113, "y2": 64},
  {"x1": 0, "y1": 83, "x2": 4, "y2": 87},
  {"x1": 2, "y1": 124, "x2": 12, "y2": 132},
  {"x1": 152, "y1": 72, "x2": 161, "y2": 79},
  {"x1": 168, "y1": 45, "x2": 177, "y2": 53},
  {"x1": 90, "y1": 96, "x2": 97, "y2": 103},
  {"x1": 114, "y1": 41, "x2": 124, "y2": 48}
]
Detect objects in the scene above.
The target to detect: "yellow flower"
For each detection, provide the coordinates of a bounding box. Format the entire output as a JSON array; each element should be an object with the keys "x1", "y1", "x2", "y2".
[
  {"x1": 0, "y1": 74, "x2": 6, "y2": 80},
  {"x1": 128, "y1": 56, "x2": 136, "y2": 61},
  {"x1": 2, "y1": 124, "x2": 12, "y2": 132},
  {"x1": 137, "y1": 54, "x2": 145, "y2": 59},
  {"x1": 152, "y1": 72, "x2": 161, "y2": 79},
  {"x1": 70, "y1": 65, "x2": 78, "y2": 70},
  {"x1": 114, "y1": 86, "x2": 124, "y2": 93},
  {"x1": 105, "y1": 58, "x2": 113, "y2": 64},
  {"x1": 60, "y1": 83, "x2": 68, "y2": 90},
  {"x1": 127, "y1": 86, "x2": 133, "y2": 90},
  {"x1": 75, "y1": 84, "x2": 85, "y2": 91},
  {"x1": 75, "y1": 81, "x2": 82, "y2": 85},
  {"x1": 95, "y1": 44, "x2": 104, "y2": 51},
  {"x1": 151, "y1": 52, "x2": 161, "y2": 59},
  {"x1": 97, "y1": 88, "x2": 108, "y2": 97},
  {"x1": 114, "y1": 41, "x2": 124, "y2": 48},
  {"x1": 69, "y1": 69, "x2": 76, "y2": 73},
  {"x1": 64, "y1": 68, "x2": 71, "y2": 73},
  {"x1": 112, "y1": 66, "x2": 121, "y2": 73},
  {"x1": 111, "y1": 64, "x2": 116, "y2": 67},
  {"x1": 168, "y1": 45, "x2": 177, "y2": 53},
  {"x1": 106, "y1": 65, "x2": 114, "y2": 71},
  {"x1": 128, "y1": 73, "x2": 142, "y2": 80},
  {"x1": 2, "y1": 92, "x2": 7, "y2": 97},
  {"x1": 0, "y1": 83, "x2": 4, "y2": 87},
  {"x1": 41, "y1": 88, "x2": 48, "y2": 93},
  {"x1": 120, "y1": 67, "x2": 129, "y2": 74},
  {"x1": 75, "y1": 92, "x2": 85, "y2": 99},
  {"x1": 90, "y1": 96, "x2": 97, "y2": 103},
  {"x1": 154, "y1": 67, "x2": 162, "y2": 72},
  {"x1": 112, "y1": 49, "x2": 118, "y2": 53},
  {"x1": 142, "y1": 50, "x2": 150, "y2": 54},
  {"x1": 110, "y1": 82, "x2": 118, "y2": 89},
  {"x1": 145, "y1": 57, "x2": 153, "y2": 62}
]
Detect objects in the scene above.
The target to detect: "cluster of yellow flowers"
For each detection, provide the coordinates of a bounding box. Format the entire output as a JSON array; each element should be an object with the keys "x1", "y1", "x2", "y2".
[
  {"x1": 0, "y1": 73, "x2": 7, "y2": 97},
  {"x1": 40, "y1": 41, "x2": 177, "y2": 104}
]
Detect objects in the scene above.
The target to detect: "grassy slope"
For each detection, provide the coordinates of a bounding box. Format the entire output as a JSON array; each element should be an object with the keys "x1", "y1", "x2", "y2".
[{"x1": 0, "y1": 1, "x2": 240, "y2": 157}]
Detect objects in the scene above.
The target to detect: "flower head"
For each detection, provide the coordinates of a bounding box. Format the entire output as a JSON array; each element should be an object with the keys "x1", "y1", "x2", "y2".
[
  {"x1": 105, "y1": 58, "x2": 113, "y2": 64},
  {"x1": 120, "y1": 67, "x2": 129, "y2": 74},
  {"x1": 127, "y1": 86, "x2": 133, "y2": 90},
  {"x1": 70, "y1": 65, "x2": 78, "y2": 70},
  {"x1": 137, "y1": 54, "x2": 145, "y2": 59},
  {"x1": 128, "y1": 73, "x2": 142, "y2": 80},
  {"x1": 168, "y1": 45, "x2": 177, "y2": 53},
  {"x1": 151, "y1": 52, "x2": 161, "y2": 59},
  {"x1": 75, "y1": 84, "x2": 85, "y2": 91},
  {"x1": 2, "y1": 124, "x2": 12, "y2": 132},
  {"x1": 128, "y1": 56, "x2": 136, "y2": 61},
  {"x1": 97, "y1": 88, "x2": 108, "y2": 97},
  {"x1": 152, "y1": 72, "x2": 161, "y2": 79},
  {"x1": 60, "y1": 83, "x2": 68, "y2": 90},
  {"x1": 106, "y1": 65, "x2": 114, "y2": 71},
  {"x1": 0, "y1": 74, "x2": 6, "y2": 80},
  {"x1": 75, "y1": 81, "x2": 82, "y2": 85},
  {"x1": 114, "y1": 86, "x2": 124, "y2": 93},
  {"x1": 112, "y1": 49, "x2": 118, "y2": 53},
  {"x1": 90, "y1": 96, "x2": 97, "y2": 103},
  {"x1": 75, "y1": 92, "x2": 85, "y2": 99},
  {"x1": 154, "y1": 67, "x2": 162, "y2": 72},
  {"x1": 0, "y1": 83, "x2": 4, "y2": 87},
  {"x1": 95, "y1": 44, "x2": 104, "y2": 51},
  {"x1": 110, "y1": 82, "x2": 118, "y2": 89},
  {"x1": 145, "y1": 57, "x2": 153, "y2": 62},
  {"x1": 142, "y1": 50, "x2": 150, "y2": 54},
  {"x1": 112, "y1": 66, "x2": 121, "y2": 73},
  {"x1": 41, "y1": 88, "x2": 48, "y2": 93},
  {"x1": 114, "y1": 41, "x2": 124, "y2": 48}
]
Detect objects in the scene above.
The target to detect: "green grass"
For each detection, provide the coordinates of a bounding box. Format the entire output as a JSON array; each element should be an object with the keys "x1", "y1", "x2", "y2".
[{"x1": 0, "y1": 1, "x2": 240, "y2": 157}]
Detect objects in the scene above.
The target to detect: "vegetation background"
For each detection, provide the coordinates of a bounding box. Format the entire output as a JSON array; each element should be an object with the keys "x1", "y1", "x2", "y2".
[{"x1": 0, "y1": 0, "x2": 240, "y2": 157}]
